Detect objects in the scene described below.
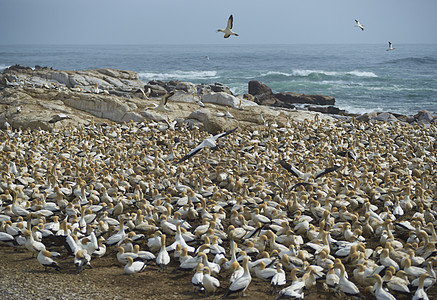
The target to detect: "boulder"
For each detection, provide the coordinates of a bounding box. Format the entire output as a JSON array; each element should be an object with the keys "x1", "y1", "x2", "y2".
[
  {"x1": 374, "y1": 112, "x2": 398, "y2": 122},
  {"x1": 201, "y1": 92, "x2": 241, "y2": 108},
  {"x1": 248, "y1": 80, "x2": 273, "y2": 96},
  {"x1": 175, "y1": 82, "x2": 197, "y2": 94},
  {"x1": 275, "y1": 92, "x2": 335, "y2": 105},
  {"x1": 63, "y1": 94, "x2": 140, "y2": 123},
  {"x1": 356, "y1": 112, "x2": 378, "y2": 122},
  {"x1": 144, "y1": 84, "x2": 167, "y2": 97},
  {"x1": 307, "y1": 106, "x2": 343, "y2": 115},
  {"x1": 414, "y1": 110, "x2": 434, "y2": 123}
]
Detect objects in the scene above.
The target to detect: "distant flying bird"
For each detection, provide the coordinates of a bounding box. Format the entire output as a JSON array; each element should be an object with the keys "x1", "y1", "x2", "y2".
[
  {"x1": 354, "y1": 19, "x2": 364, "y2": 31},
  {"x1": 217, "y1": 15, "x2": 239, "y2": 38},
  {"x1": 386, "y1": 42, "x2": 395, "y2": 51},
  {"x1": 177, "y1": 127, "x2": 238, "y2": 163}
]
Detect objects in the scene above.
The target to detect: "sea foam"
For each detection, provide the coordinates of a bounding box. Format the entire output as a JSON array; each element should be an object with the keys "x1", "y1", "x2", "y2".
[{"x1": 138, "y1": 70, "x2": 218, "y2": 81}]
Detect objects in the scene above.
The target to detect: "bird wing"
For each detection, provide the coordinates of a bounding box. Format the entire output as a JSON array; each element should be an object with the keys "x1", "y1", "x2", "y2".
[
  {"x1": 213, "y1": 127, "x2": 238, "y2": 141},
  {"x1": 177, "y1": 146, "x2": 204, "y2": 164},
  {"x1": 278, "y1": 159, "x2": 302, "y2": 178},
  {"x1": 162, "y1": 91, "x2": 175, "y2": 105},
  {"x1": 227, "y1": 15, "x2": 234, "y2": 30},
  {"x1": 224, "y1": 34, "x2": 230, "y2": 39},
  {"x1": 314, "y1": 165, "x2": 342, "y2": 179}
]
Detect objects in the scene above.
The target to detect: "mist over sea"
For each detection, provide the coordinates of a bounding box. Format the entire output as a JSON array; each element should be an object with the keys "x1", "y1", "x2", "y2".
[{"x1": 1, "y1": 44, "x2": 436, "y2": 115}]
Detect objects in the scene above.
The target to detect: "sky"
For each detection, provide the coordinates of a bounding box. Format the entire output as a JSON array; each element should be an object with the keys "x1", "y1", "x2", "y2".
[{"x1": 1, "y1": 0, "x2": 437, "y2": 45}]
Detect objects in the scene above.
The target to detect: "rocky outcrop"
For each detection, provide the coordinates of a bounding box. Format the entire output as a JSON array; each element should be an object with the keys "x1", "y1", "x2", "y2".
[
  {"x1": 1, "y1": 65, "x2": 143, "y2": 93},
  {"x1": 248, "y1": 80, "x2": 335, "y2": 108},
  {"x1": 275, "y1": 92, "x2": 335, "y2": 106},
  {"x1": 1, "y1": 66, "x2": 434, "y2": 133}
]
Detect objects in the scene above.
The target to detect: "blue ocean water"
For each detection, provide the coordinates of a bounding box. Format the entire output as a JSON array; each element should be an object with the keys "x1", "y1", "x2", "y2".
[{"x1": 1, "y1": 44, "x2": 436, "y2": 115}]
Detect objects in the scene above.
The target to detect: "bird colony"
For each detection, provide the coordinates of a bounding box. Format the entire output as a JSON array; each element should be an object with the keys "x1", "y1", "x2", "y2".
[{"x1": 0, "y1": 116, "x2": 436, "y2": 300}]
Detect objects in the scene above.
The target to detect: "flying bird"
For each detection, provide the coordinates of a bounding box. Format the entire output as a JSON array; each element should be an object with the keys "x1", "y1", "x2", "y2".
[
  {"x1": 177, "y1": 127, "x2": 238, "y2": 163},
  {"x1": 217, "y1": 15, "x2": 239, "y2": 38},
  {"x1": 386, "y1": 42, "x2": 395, "y2": 51},
  {"x1": 151, "y1": 91, "x2": 175, "y2": 112},
  {"x1": 354, "y1": 19, "x2": 364, "y2": 31},
  {"x1": 278, "y1": 159, "x2": 341, "y2": 181}
]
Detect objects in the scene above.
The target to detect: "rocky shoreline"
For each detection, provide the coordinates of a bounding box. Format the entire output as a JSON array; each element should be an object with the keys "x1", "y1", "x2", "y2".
[{"x1": 1, "y1": 65, "x2": 435, "y2": 132}]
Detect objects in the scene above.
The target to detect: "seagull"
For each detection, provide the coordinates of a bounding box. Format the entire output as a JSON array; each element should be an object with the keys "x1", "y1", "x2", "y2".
[
  {"x1": 177, "y1": 127, "x2": 238, "y2": 163},
  {"x1": 217, "y1": 15, "x2": 239, "y2": 38},
  {"x1": 152, "y1": 91, "x2": 174, "y2": 112},
  {"x1": 386, "y1": 41, "x2": 395, "y2": 51},
  {"x1": 278, "y1": 159, "x2": 341, "y2": 182},
  {"x1": 354, "y1": 19, "x2": 364, "y2": 31}
]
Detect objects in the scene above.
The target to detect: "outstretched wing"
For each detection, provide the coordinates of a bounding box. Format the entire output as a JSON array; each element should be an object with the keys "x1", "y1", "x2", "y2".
[
  {"x1": 227, "y1": 15, "x2": 234, "y2": 30},
  {"x1": 278, "y1": 159, "x2": 302, "y2": 178},
  {"x1": 177, "y1": 146, "x2": 203, "y2": 164},
  {"x1": 314, "y1": 165, "x2": 341, "y2": 179},
  {"x1": 213, "y1": 126, "x2": 238, "y2": 141},
  {"x1": 162, "y1": 91, "x2": 175, "y2": 105}
]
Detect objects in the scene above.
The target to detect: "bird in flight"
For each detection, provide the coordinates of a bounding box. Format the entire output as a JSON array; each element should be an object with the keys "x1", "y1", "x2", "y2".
[
  {"x1": 386, "y1": 41, "x2": 395, "y2": 51},
  {"x1": 217, "y1": 15, "x2": 239, "y2": 38},
  {"x1": 278, "y1": 159, "x2": 341, "y2": 181},
  {"x1": 354, "y1": 19, "x2": 364, "y2": 31},
  {"x1": 177, "y1": 127, "x2": 238, "y2": 163}
]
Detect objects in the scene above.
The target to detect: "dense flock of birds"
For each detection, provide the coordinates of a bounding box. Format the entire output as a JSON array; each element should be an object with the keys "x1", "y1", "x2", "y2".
[{"x1": 0, "y1": 116, "x2": 436, "y2": 299}]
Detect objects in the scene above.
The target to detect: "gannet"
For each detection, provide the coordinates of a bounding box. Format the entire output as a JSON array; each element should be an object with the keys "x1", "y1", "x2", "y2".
[
  {"x1": 124, "y1": 256, "x2": 147, "y2": 275},
  {"x1": 37, "y1": 250, "x2": 60, "y2": 272},
  {"x1": 386, "y1": 41, "x2": 395, "y2": 51},
  {"x1": 192, "y1": 263, "x2": 205, "y2": 293},
  {"x1": 156, "y1": 234, "x2": 170, "y2": 271},
  {"x1": 279, "y1": 159, "x2": 341, "y2": 181},
  {"x1": 152, "y1": 91, "x2": 174, "y2": 112},
  {"x1": 177, "y1": 127, "x2": 238, "y2": 163},
  {"x1": 223, "y1": 256, "x2": 252, "y2": 298},
  {"x1": 202, "y1": 266, "x2": 220, "y2": 296},
  {"x1": 413, "y1": 273, "x2": 430, "y2": 300},
  {"x1": 217, "y1": 15, "x2": 239, "y2": 38},
  {"x1": 355, "y1": 19, "x2": 364, "y2": 31}
]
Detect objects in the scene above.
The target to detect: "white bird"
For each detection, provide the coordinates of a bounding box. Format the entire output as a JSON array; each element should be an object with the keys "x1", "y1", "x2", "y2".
[
  {"x1": 192, "y1": 263, "x2": 205, "y2": 293},
  {"x1": 373, "y1": 274, "x2": 396, "y2": 300},
  {"x1": 217, "y1": 15, "x2": 239, "y2": 38},
  {"x1": 355, "y1": 19, "x2": 364, "y2": 31},
  {"x1": 37, "y1": 250, "x2": 60, "y2": 272},
  {"x1": 386, "y1": 42, "x2": 395, "y2": 51},
  {"x1": 223, "y1": 256, "x2": 252, "y2": 298},
  {"x1": 124, "y1": 256, "x2": 147, "y2": 275},
  {"x1": 413, "y1": 273, "x2": 430, "y2": 300},
  {"x1": 156, "y1": 234, "x2": 170, "y2": 271},
  {"x1": 177, "y1": 127, "x2": 238, "y2": 163},
  {"x1": 202, "y1": 266, "x2": 220, "y2": 296}
]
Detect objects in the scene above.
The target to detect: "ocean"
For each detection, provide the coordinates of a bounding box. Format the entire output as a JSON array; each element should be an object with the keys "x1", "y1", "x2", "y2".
[{"x1": 1, "y1": 44, "x2": 436, "y2": 116}]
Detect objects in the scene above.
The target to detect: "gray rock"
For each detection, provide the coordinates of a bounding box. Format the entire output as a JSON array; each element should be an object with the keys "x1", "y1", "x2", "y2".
[
  {"x1": 275, "y1": 92, "x2": 335, "y2": 105},
  {"x1": 414, "y1": 110, "x2": 434, "y2": 123},
  {"x1": 201, "y1": 92, "x2": 241, "y2": 108},
  {"x1": 374, "y1": 112, "x2": 398, "y2": 122}
]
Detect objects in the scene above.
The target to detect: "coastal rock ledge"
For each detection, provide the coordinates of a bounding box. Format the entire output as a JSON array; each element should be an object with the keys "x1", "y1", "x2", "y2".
[{"x1": 0, "y1": 65, "x2": 435, "y2": 132}]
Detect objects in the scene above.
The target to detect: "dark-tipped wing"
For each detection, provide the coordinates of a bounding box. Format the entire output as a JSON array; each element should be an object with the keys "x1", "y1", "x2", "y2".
[
  {"x1": 213, "y1": 126, "x2": 238, "y2": 141},
  {"x1": 278, "y1": 159, "x2": 301, "y2": 178},
  {"x1": 177, "y1": 146, "x2": 203, "y2": 164},
  {"x1": 314, "y1": 165, "x2": 342, "y2": 179},
  {"x1": 227, "y1": 15, "x2": 234, "y2": 30},
  {"x1": 162, "y1": 91, "x2": 175, "y2": 105}
]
